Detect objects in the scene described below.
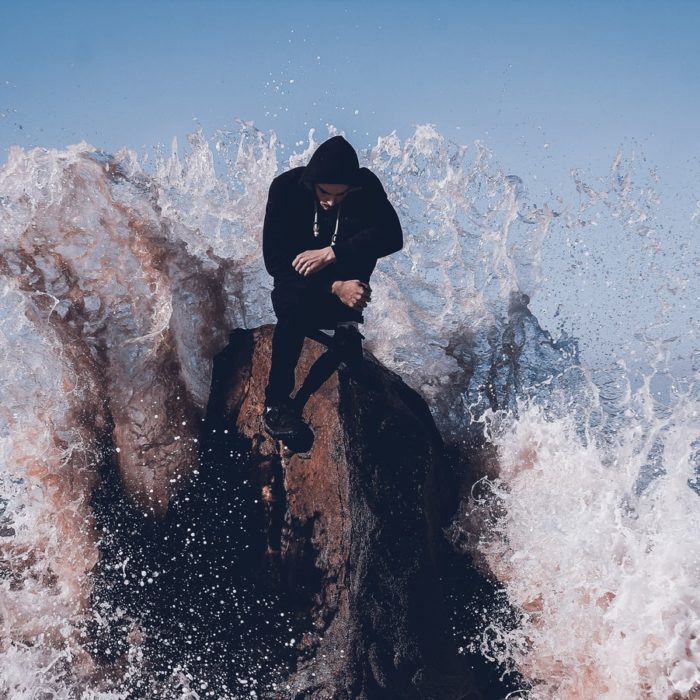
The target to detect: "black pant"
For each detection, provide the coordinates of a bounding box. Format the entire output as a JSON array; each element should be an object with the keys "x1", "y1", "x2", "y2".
[{"x1": 265, "y1": 284, "x2": 363, "y2": 404}]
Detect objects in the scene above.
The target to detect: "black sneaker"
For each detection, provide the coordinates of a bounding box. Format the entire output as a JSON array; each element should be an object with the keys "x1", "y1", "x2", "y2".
[{"x1": 263, "y1": 399, "x2": 302, "y2": 438}]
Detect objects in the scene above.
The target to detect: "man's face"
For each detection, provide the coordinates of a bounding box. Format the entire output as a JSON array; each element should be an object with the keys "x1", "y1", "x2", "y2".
[{"x1": 315, "y1": 183, "x2": 351, "y2": 210}]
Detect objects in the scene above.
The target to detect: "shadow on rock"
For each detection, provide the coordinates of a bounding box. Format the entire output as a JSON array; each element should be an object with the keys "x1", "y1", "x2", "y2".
[{"x1": 90, "y1": 326, "x2": 523, "y2": 699}]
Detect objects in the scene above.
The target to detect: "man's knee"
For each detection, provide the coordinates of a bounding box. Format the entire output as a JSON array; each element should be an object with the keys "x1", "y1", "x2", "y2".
[{"x1": 273, "y1": 293, "x2": 340, "y2": 333}]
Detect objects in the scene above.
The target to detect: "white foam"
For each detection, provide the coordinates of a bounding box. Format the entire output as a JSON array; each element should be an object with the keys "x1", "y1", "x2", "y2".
[
  {"x1": 455, "y1": 374, "x2": 700, "y2": 697},
  {"x1": 0, "y1": 122, "x2": 696, "y2": 695}
]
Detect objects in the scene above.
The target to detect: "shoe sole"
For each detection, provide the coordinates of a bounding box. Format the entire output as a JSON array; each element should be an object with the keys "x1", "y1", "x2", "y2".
[{"x1": 263, "y1": 418, "x2": 305, "y2": 439}]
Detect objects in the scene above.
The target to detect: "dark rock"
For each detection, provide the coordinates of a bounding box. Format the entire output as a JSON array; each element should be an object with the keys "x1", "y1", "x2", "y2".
[{"x1": 208, "y1": 326, "x2": 498, "y2": 699}]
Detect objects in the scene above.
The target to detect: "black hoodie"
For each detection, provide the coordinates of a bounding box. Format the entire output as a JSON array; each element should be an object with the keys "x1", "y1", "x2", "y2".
[
  {"x1": 262, "y1": 136, "x2": 403, "y2": 295},
  {"x1": 299, "y1": 135, "x2": 361, "y2": 189}
]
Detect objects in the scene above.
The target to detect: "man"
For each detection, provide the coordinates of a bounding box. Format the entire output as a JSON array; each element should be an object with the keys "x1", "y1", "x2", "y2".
[{"x1": 262, "y1": 135, "x2": 403, "y2": 437}]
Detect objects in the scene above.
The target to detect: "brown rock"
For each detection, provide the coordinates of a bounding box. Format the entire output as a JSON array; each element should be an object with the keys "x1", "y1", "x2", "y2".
[{"x1": 213, "y1": 326, "x2": 483, "y2": 700}]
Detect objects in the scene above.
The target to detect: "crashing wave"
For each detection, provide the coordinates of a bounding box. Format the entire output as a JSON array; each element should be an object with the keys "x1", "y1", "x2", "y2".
[{"x1": 0, "y1": 123, "x2": 697, "y2": 697}]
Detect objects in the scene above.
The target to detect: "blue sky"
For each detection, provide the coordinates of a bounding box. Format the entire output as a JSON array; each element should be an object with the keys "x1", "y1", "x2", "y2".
[{"x1": 1, "y1": 0, "x2": 699, "y2": 189}]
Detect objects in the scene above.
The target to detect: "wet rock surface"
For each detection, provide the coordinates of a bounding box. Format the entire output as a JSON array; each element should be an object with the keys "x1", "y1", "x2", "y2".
[
  {"x1": 89, "y1": 324, "x2": 518, "y2": 698},
  {"x1": 204, "y1": 326, "x2": 515, "y2": 699}
]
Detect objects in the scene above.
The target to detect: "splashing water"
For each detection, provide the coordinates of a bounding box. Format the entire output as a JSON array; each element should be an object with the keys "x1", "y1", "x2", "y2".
[
  {"x1": 0, "y1": 123, "x2": 697, "y2": 697},
  {"x1": 449, "y1": 380, "x2": 700, "y2": 698}
]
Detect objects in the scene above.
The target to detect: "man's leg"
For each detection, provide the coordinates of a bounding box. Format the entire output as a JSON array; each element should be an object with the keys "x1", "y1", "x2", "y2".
[
  {"x1": 291, "y1": 321, "x2": 365, "y2": 410},
  {"x1": 290, "y1": 343, "x2": 342, "y2": 411},
  {"x1": 265, "y1": 316, "x2": 306, "y2": 406},
  {"x1": 263, "y1": 285, "x2": 363, "y2": 434},
  {"x1": 264, "y1": 286, "x2": 314, "y2": 436},
  {"x1": 333, "y1": 321, "x2": 364, "y2": 375}
]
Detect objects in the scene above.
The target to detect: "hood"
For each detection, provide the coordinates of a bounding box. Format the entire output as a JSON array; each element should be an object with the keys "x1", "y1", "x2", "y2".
[{"x1": 300, "y1": 136, "x2": 360, "y2": 190}]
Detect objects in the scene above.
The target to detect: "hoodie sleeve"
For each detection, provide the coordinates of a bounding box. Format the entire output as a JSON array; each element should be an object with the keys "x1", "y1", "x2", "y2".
[
  {"x1": 330, "y1": 171, "x2": 403, "y2": 265},
  {"x1": 262, "y1": 175, "x2": 302, "y2": 285}
]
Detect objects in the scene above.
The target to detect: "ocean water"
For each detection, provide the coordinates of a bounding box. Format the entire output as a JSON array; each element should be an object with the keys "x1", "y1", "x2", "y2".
[{"x1": 0, "y1": 123, "x2": 697, "y2": 698}]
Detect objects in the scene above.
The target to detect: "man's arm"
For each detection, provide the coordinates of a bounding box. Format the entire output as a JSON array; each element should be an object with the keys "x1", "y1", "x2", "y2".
[
  {"x1": 330, "y1": 171, "x2": 403, "y2": 265},
  {"x1": 292, "y1": 246, "x2": 336, "y2": 276},
  {"x1": 262, "y1": 176, "x2": 303, "y2": 285}
]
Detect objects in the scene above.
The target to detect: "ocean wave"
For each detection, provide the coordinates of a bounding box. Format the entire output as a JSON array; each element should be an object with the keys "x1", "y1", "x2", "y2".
[{"x1": 0, "y1": 123, "x2": 697, "y2": 697}]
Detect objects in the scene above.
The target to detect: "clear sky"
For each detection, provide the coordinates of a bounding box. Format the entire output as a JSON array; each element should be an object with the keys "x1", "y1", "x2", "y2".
[{"x1": 1, "y1": 0, "x2": 699, "y2": 190}]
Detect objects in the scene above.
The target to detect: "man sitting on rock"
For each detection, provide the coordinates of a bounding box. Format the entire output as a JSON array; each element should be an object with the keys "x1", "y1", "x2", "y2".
[{"x1": 262, "y1": 135, "x2": 403, "y2": 438}]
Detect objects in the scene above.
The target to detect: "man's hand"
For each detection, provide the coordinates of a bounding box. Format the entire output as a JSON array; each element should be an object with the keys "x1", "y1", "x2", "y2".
[
  {"x1": 332, "y1": 280, "x2": 372, "y2": 311},
  {"x1": 293, "y1": 246, "x2": 336, "y2": 276}
]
